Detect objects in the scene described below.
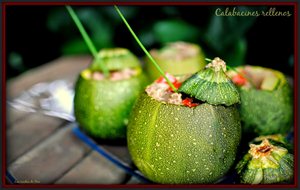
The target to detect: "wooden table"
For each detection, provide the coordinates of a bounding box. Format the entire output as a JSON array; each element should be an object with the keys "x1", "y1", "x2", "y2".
[
  {"x1": 5, "y1": 55, "x2": 296, "y2": 187},
  {"x1": 6, "y1": 55, "x2": 143, "y2": 185}
]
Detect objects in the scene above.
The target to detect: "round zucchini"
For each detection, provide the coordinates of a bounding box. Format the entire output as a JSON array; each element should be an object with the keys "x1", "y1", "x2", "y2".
[
  {"x1": 236, "y1": 139, "x2": 293, "y2": 184},
  {"x1": 228, "y1": 66, "x2": 293, "y2": 135},
  {"x1": 145, "y1": 41, "x2": 206, "y2": 81},
  {"x1": 74, "y1": 48, "x2": 149, "y2": 139},
  {"x1": 128, "y1": 92, "x2": 241, "y2": 184},
  {"x1": 128, "y1": 57, "x2": 241, "y2": 184}
]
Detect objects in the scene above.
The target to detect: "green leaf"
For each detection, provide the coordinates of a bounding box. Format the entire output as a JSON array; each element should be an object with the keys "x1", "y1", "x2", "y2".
[
  {"x1": 103, "y1": 6, "x2": 138, "y2": 24},
  {"x1": 223, "y1": 38, "x2": 247, "y2": 67},
  {"x1": 153, "y1": 20, "x2": 200, "y2": 44},
  {"x1": 204, "y1": 6, "x2": 262, "y2": 53},
  {"x1": 76, "y1": 8, "x2": 113, "y2": 49},
  {"x1": 47, "y1": 8, "x2": 68, "y2": 32},
  {"x1": 138, "y1": 28, "x2": 156, "y2": 48},
  {"x1": 49, "y1": 7, "x2": 114, "y2": 54},
  {"x1": 8, "y1": 52, "x2": 25, "y2": 71},
  {"x1": 62, "y1": 38, "x2": 90, "y2": 55},
  {"x1": 161, "y1": 7, "x2": 180, "y2": 16}
]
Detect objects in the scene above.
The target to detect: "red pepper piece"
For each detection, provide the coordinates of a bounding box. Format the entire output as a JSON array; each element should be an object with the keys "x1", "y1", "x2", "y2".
[
  {"x1": 173, "y1": 81, "x2": 182, "y2": 89},
  {"x1": 232, "y1": 74, "x2": 247, "y2": 86},
  {"x1": 168, "y1": 80, "x2": 182, "y2": 92},
  {"x1": 156, "y1": 76, "x2": 165, "y2": 83},
  {"x1": 156, "y1": 73, "x2": 181, "y2": 92},
  {"x1": 182, "y1": 98, "x2": 199, "y2": 107},
  {"x1": 155, "y1": 73, "x2": 177, "y2": 84}
]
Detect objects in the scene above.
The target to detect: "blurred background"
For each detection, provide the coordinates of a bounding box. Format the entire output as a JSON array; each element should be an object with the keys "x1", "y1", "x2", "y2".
[{"x1": 6, "y1": 5, "x2": 294, "y2": 79}]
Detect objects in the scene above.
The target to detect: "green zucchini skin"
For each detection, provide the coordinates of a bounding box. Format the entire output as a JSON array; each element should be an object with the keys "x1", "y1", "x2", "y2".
[
  {"x1": 179, "y1": 68, "x2": 240, "y2": 106},
  {"x1": 128, "y1": 92, "x2": 241, "y2": 184},
  {"x1": 74, "y1": 71, "x2": 148, "y2": 139},
  {"x1": 238, "y1": 79, "x2": 293, "y2": 135}
]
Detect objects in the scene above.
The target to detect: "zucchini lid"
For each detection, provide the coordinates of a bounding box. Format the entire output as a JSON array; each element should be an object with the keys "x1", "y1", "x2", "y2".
[
  {"x1": 179, "y1": 57, "x2": 240, "y2": 106},
  {"x1": 89, "y1": 48, "x2": 141, "y2": 71}
]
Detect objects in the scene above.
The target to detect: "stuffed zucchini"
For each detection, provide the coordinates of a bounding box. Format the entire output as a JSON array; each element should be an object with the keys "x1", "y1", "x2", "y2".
[
  {"x1": 67, "y1": 7, "x2": 149, "y2": 139},
  {"x1": 74, "y1": 48, "x2": 148, "y2": 139},
  {"x1": 236, "y1": 138, "x2": 294, "y2": 184},
  {"x1": 128, "y1": 57, "x2": 241, "y2": 184},
  {"x1": 227, "y1": 66, "x2": 293, "y2": 135},
  {"x1": 145, "y1": 41, "x2": 206, "y2": 81}
]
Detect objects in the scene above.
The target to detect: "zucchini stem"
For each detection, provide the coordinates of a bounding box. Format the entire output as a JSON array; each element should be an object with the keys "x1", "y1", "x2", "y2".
[
  {"x1": 206, "y1": 57, "x2": 255, "y2": 87},
  {"x1": 114, "y1": 5, "x2": 177, "y2": 92},
  {"x1": 66, "y1": 6, "x2": 109, "y2": 77},
  {"x1": 205, "y1": 58, "x2": 212, "y2": 62}
]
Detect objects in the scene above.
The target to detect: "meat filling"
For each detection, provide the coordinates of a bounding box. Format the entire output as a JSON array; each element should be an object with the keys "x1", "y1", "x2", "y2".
[
  {"x1": 83, "y1": 68, "x2": 138, "y2": 81},
  {"x1": 145, "y1": 73, "x2": 199, "y2": 107},
  {"x1": 150, "y1": 41, "x2": 200, "y2": 61},
  {"x1": 227, "y1": 66, "x2": 280, "y2": 91}
]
